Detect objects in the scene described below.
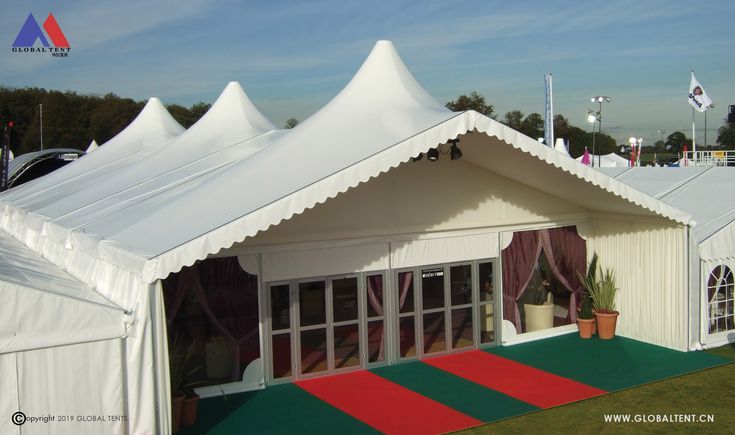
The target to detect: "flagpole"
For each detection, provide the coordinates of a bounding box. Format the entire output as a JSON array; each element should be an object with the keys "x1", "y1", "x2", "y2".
[{"x1": 690, "y1": 69, "x2": 696, "y2": 163}]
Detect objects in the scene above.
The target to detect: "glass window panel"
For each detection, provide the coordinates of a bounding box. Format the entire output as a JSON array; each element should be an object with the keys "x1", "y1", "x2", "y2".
[
  {"x1": 366, "y1": 275, "x2": 384, "y2": 318},
  {"x1": 367, "y1": 320, "x2": 385, "y2": 363},
  {"x1": 333, "y1": 277, "x2": 358, "y2": 322},
  {"x1": 300, "y1": 328, "x2": 328, "y2": 374},
  {"x1": 270, "y1": 284, "x2": 290, "y2": 331},
  {"x1": 423, "y1": 312, "x2": 446, "y2": 354},
  {"x1": 421, "y1": 268, "x2": 445, "y2": 310},
  {"x1": 479, "y1": 304, "x2": 495, "y2": 344},
  {"x1": 451, "y1": 308, "x2": 474, "y2": 349},
  {"x1": 399, "y1": 316, "x2": 416, "y2": 358},
  {"x1": 299, "y1": 281, "x2": 326, "y2": 327},
  {"x1": 478, "y1": 262, "x2": 494, "y2": 303},
  {"x1": 333, "y1": 324, "x2": 361, "y2": 369},
  {"x1": 272, "y1": 333, "x2": 291, "y2": 379},
  {"x1": 398, "y1": 272, "x2": 415, "y2": 314},
  {"x1": 450, "y1": 264, "x2": 472, "y2": 306}
]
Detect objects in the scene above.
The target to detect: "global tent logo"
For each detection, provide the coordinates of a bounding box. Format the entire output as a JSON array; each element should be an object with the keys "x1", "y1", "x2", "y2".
[{"x1": 12, "y1": 13, "x2": 71, "y2": 57}]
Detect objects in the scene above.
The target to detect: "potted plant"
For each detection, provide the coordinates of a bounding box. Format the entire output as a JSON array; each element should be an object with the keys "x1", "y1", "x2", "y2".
[
  {"x1": 590, "y1": 268, "x2": 619, "y2": 339},
  {"x1": 169, "y1": 335, "x2": 201, "y2": 433},
  {"x1": 524, "y1": 274, "x2": 554, "y2": 333},
  {"x1": 578, "y1": 253, "x2": 619, "y2": 339},
  {"x1": 577, "y1": 295, "x2": 595, "y2": 338}
]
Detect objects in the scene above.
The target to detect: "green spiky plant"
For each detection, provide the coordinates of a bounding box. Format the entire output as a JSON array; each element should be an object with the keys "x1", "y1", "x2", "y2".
[{"x1": 577, "y1": 253, "x2": 619, "y2": 314}]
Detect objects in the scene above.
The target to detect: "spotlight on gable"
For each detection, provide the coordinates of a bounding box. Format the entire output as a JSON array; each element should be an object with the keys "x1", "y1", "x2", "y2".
[
  {"x1": 427, "y1": 148, "x2": 439, "y2": 161},
  {"x1": 449, "y1": 139, "x2": 462, "y2": 160}
]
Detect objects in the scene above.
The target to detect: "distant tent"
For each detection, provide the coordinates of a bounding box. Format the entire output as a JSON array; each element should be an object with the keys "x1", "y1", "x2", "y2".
[
  {"x1": 554, "y1": 138, "x2": 570, "y2": 157},
  {"x1": 576, "y1": 152, "x2": 629, "y2": 167},
  {"x1": 86, "y1": 139, "x2": 99, "y2": 153},
  {"x1": 8, "y1": 150, "x2": 13, "y2": 160}
]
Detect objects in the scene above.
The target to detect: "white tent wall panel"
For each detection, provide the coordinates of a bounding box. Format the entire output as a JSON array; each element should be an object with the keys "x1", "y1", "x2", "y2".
[
  {"x1": 13, "y1": 339, "x2": 124, "y2": 435},
  {"x1": 243, "y1": 156, "x2": 588, "y2": 248},
  {"x1": 700, "y1": 221, "x2": 735, "y2": 262},
  {"x1": 29, "y1": 234, "x2": 170, "y2": 435},
  {"x1": 0, "y1": 353, "x2": 20, "y2": 435},
  {"x1": 586, "y1": 218, "x2": 688, "y2": 350}
]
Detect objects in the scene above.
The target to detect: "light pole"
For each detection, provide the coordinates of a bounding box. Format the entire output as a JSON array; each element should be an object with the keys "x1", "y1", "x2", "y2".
[
  {"x1": 587, "y1": 111, "x2": 597, "y2": 167},
  {"x1": 590, "y1": 96, "x2": 611, "y2": 167},
  {"x1": 704, "y1": 104, "x2": 715, "y2": 149}
]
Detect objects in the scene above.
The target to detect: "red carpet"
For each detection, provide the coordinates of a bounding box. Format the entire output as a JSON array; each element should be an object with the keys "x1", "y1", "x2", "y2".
[
  {"x1": 297, "y1": 370, "x2": 482, "y2": 434},
  {"x1": 424, "y1": 350, "x2": 606, "y2": 408}
]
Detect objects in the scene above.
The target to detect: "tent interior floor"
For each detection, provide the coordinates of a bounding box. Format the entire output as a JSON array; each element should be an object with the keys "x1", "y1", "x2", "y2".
[{"x1": 177, "y1": 334, "x2": 730, "y2": 435}]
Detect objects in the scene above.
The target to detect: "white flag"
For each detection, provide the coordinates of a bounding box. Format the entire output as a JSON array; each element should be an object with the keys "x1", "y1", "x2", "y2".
[{"x1": 688, "y1": 73, "x2": 712, "y2": 112}]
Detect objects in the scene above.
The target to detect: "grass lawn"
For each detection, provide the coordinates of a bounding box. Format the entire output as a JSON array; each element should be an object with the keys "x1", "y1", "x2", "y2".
[{"x1": 455, "y1": 343, "x2": 735, "y2": 434}]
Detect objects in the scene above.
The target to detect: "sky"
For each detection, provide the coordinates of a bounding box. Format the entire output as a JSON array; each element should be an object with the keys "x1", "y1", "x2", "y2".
[{"x1": 1, "y1": 0, "x2": 734, "y2": 146}]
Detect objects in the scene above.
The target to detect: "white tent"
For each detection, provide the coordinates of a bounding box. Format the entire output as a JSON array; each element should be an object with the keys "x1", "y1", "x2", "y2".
[
  {"x1": 554, "y1": 138, "x2": 570, "y2": 157},
  {"x1": 576, "y1": 152, "x2": 630, "y2": 167},
  {"x1": 86, "y1": 139, "x2": 99, "y2": 153},
  {"x1": 0, "y1": 231, "x2": 129, "y2": 435},
  {"x1": 0, "y1": 40, "x2": 711, "y2": 433},
  {"x1": 600, "y1": 166, "x2": 735, "y2": 348}
]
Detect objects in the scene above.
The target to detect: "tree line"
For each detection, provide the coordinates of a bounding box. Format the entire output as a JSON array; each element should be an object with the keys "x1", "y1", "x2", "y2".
[{"x1": 0, "y1": 86, "x2": 210, "y2": 156}]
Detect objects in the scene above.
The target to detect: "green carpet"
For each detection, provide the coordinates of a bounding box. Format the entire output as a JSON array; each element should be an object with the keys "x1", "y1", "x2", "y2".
[
  {"x1": 486, "y1": 334, "x2": 732, "y2": 392},
  {"x1": 177, "y1": 383, "x2": 378, "y2": 435},
  {"x1": 372, "y1": 361, "x2": 538, "y2": 422}
]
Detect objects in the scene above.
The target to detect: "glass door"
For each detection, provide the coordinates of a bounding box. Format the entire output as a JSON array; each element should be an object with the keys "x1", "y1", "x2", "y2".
[
  {"x1": 365, "y1": 274, "x2": 386, "y2": 365},
  {"x1": 269, "y1": 283, "x2": 293, "y2": 380},
  {"x1": 331, "y1": 277, "x2": 361, "y2": 371},
  {"x1": 396, "y1": 271, "x2": 417, "y2": 360},
  {"x1": 449, "y1": 264, "x2": 474, "y2": 349},
  {"x1": 421, "y1": 267, "x2": 447, "y2": 355},
  {"x1": 477, "y1": 261, "x2": 497, "y2": 345},
  {"x1": 298, "y1": 280, "x2": 329, "y2": 376}
]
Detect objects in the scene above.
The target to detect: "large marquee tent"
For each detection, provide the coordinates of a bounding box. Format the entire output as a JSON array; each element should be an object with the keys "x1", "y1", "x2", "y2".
[{"x1": 0, "y1": 40, "x2": 725, "y2": 434}]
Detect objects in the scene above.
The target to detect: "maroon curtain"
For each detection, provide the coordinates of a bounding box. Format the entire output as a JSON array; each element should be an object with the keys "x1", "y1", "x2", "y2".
[
  {"x1": 366, "y1": 275, "x2": 385, "y2": 359},
  {"x1": 545, "y1": 227, "x2": 587, "y2": 322},
  {"x1": 163, "y1": 257, "x2": 260, "y2": 380},
  {"x1": 502, "y1": 230, "x2": 542, "y2": 333}
]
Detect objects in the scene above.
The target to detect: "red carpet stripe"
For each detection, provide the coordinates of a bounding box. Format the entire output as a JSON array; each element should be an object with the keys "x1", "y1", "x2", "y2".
[
  {"x1": 297, "y1": 370, "x2": 482, "y2": 435},
  {"x1": 424, "y1": 350, "x2": 606, "y2": 408}
]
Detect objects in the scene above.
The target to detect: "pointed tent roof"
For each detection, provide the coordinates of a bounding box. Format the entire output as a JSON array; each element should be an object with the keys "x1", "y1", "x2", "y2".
[
  {"x1": 1, "y1": 97, "x2": 185, "y2": 207},
  {"x1": 33, "y1": 40, "x2": 690, "y2": 282},
  {"x1": 4, "y1": 83, "x2": 277, "y2": 247},
  {"x1": 86, "y1": 139, "x2": 99, "y2": 153},
  {"x1": 554, "y1": 138, "x2": 570, "y2": 157}
]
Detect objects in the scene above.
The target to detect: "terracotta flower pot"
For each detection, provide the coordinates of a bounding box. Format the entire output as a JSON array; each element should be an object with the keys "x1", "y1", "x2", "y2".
[
  {"x1": 577, "y1": 318, "x2": 595, "y2": 339},
  {"x1": 172, "y1": 393, "x2": 185, "y2": 434},
  {"x1": 594, "y1": 311, "x2": 619, "y2": 339},
  {"x1": 181, "y1": 394, "x2": 200, "y2": 427}
]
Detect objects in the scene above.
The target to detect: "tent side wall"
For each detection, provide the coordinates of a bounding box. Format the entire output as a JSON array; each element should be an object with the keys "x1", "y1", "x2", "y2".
[
  {"x1": 6, "y1": 339, "x2": 125, "y2": 435},
  {"x1": 585, "y1": 217, "x2": 689, "y2": 350}
]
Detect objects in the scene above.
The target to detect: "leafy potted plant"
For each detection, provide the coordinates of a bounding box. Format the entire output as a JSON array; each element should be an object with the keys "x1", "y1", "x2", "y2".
[
  {"x1": 590, "y1": 267, "x2": 619, "y2": 339},
  {"x1": 523, "y1": 272, "x2": 554, "y2": 333},
  {"x1": 577, "y1": 295, "x2": 595, "y2": 338},
  {"x1": 578, "y1": 253, "x2": 619, "y2": 339}
]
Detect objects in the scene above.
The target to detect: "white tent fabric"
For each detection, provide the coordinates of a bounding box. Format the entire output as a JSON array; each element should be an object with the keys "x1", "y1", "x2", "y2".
[
  {"x1": 86, "y1": 139, "x2": 99, "y2": 153},
  {"x1": 599, "y1": 166, "x2": 735, "y2": 261},
  {"x1": 554, "y1": 138, "x2": 570, "y2": 157},
  {"x1": 7, "y1": 149, "x2": 13, "y2": 160},
  {"x1": 0, "y1": 231, "x2": 129, "y2": 435},
  {"x1": 0, "y1": 41, "x2": 691, "y2": 285},
  {"x1": 576, "y1": 152, "x2": 630, "y2": 167},
  {"x1": 0, "y1": 231, "x2": 126, "y2": 353},
  {"x1": 3, "y1": 82, "x2": 277, "y2": 251},
  {"x1": 0, "y1": 97, "x2": 184, "y2": 207}
]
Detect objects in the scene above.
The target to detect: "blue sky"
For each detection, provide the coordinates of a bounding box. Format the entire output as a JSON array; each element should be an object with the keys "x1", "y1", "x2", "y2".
[{"x1": 2, "y1": 0, "x2": 734, "y2": 145}]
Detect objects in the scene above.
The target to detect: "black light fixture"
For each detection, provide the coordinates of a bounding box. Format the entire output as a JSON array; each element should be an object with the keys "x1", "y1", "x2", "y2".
[
  {"x1": 427, "y1": 148, "x2": 439, "y2": 161},
  {"x1": 449, "y1": 139, "x2": 462, "y2": 160},
  {"x1": 412, "y1": 153, "x2": 423, "y2": 162}
]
